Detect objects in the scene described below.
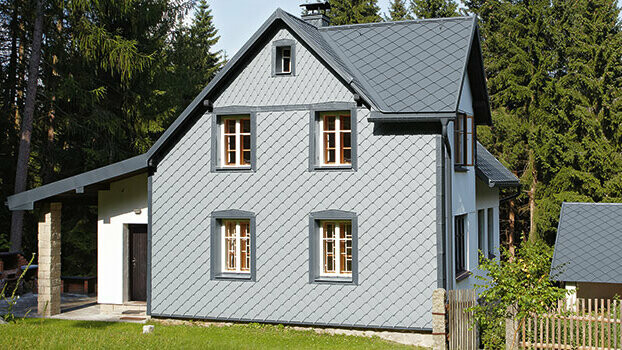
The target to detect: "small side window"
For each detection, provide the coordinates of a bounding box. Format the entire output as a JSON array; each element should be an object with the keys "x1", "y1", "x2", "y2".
[
  {"x1": 454, "y1": 114, "x2": 475, "y2": 167},
  {"x1": 455, "y1": 214, "x2": 467, "y2": 276}
]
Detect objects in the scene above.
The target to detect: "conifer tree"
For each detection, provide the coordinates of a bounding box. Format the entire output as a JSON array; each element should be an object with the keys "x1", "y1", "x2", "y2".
[
  {"x1": 387, "y1": 0, "x2": 412, "y2": 21},
  {"x1": 329, "y1": 0, "x2": 382, "y2": 25},
  {"x1": 409, "y1": 0, "x2": 459, "y2": 18}
]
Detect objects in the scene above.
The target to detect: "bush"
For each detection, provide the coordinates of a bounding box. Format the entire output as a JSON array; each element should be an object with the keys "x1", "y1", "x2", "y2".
[{"x1": 471, "y1": 240, "x2": 568, "y2": 349}]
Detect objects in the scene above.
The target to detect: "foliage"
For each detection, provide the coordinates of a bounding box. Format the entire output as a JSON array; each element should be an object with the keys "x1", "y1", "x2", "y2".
[
  {"x1": 1, "y1": 253, "x2": 35, "y2": 323},
  {"x1": 468, "y1": 0, "x2": 622, "y2": 246},
  {"x1": 471, "y1": 240, "x2": 569, "y2": 349},
  {"x1": 0, "y1": 0, "x2": 222, "y2": 271},
  {"x1": 328, "y1": 0, "x2": 382, "y2": 25},
  {"x1": 1, "y1": 319, "x2": 420, "y2": 349},
  {"x1": 409, "y1": 0, "x2": 459, "y2": 18},
  {"x1": 386, "y1": 0, "x2": 412, "y2": 21}
]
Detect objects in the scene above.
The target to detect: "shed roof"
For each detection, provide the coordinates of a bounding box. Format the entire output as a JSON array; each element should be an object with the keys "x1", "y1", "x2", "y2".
[
  {"x1": 551, "y1": 202, "x2": 622, "y2": 284},
  {"x1": 6, "y1": 154, "x2": 148, "y2": 210},
  {"x1": 475, "y1": 142, "x2": 520, "y2": 188}
]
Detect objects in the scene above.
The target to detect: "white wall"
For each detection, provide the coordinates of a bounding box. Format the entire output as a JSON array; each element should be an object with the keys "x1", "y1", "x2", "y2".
[{"x1": 97, "y1": 173, "x2": 148, "y2": 304}]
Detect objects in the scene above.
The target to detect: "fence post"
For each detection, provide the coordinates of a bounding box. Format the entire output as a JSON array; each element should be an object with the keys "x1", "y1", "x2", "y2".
[
  {"x1": 432, "y1": 288, "x2": 447, "y2": 350},
  {"x1": 506, "y1": 305, "x2": 519, "y2": 350}
]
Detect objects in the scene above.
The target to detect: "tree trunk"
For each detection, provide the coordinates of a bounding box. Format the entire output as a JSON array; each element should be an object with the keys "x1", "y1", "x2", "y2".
[
  {"x1": 10, "y1": 0, "x2": 44, "y2": 252},
  {"x1": 528, "y1": 151, "x2": 537, "y2": 242},
  {"x1": 508, "y1": 199, "x2": 516, "y2": 259}
]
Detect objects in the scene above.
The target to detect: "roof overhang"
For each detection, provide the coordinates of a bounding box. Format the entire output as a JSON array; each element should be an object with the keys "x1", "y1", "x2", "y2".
[
  {"x1": 6, "y1": 154, "x2": 148, "y2": 211},
  {"x1": 367, "y1": 111, "x2": 456, "y2": 123},
  {"x1": 475, "y1": 142, "x2": 520, "y2": 188}
]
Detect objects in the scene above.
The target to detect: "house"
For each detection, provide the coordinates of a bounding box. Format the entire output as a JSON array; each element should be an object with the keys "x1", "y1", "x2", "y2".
[
  {"x1": 551, "y1": 202, "x2": 622, "y2": 301},
  {"x1": 6, "y1": 3, "x2": 518, "y2": 337}
]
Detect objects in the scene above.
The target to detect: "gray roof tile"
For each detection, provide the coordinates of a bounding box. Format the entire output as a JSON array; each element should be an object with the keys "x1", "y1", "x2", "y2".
[
  {"x1": 552, "y1": 202, "x2": 622, "y2": 284},
  {"x1": 476, "y1": 142, "x2": 520, "y2": 188}
]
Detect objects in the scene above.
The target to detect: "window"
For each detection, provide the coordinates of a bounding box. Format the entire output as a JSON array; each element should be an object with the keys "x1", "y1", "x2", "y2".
[
  {"x1": 211, "y1": 114, "x2": 256, "y2": 172},
  {"x1": 320, "y1": 221, "x2": 352, "y2": 276},
  {"x1": 309, "y1": 210, "x2": 358, "y2": 284},
  {"x1": 454, "y1": 113, "x2": 475, "y2": 166},
  {"x1": 455, "y1": 215, "x2": 467, "y2": 275},
  {"x1": 273, "y1": 40, "x2": 295, "y2": 76},
  {"x1": 210, "y1": 210, "x2": 256, "y2": 281},
  {"x1": 478, "y1": 209, "x2": 485, "y2": 259},
  {"x1": 487, "y1": 208, "x2": 495, "y2": 258},
  {"x1": 222, "y1": 220, "x2": 251, "y2": 273},
  {"x1": 222, "y1": 116, "x2": 250, "y2": 166},
  {"x1": 309, "y1": 110, "x2": 356, "y2": 170}
]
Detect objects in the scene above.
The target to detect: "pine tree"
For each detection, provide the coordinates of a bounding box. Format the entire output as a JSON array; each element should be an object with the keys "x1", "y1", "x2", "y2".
[
  {"x1": 387, "y1": 0, "x2": 412, "y2": 21},
  {"x1": 328, "y1": 0, "x2": 382, "y2": 25},
  {"x1": 409, "y1": 0, "x2": 459, "y2": 18}
]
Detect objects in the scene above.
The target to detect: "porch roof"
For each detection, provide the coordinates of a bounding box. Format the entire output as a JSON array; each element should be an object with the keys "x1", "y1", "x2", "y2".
[{"x1": 5, "y1": 154, "x2": 148, "y2": 211}]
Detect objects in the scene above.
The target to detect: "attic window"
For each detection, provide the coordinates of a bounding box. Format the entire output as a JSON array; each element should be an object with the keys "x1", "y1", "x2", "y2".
[
  {"x1": 455, "y1": 113, "x2": 475, "y2": 167},
  {"x1": 277, "y1": 47, "x2": 291, "y2": 74},
  {"x1": 272, "y1": 39, "x2": 295, "y2": 76}
]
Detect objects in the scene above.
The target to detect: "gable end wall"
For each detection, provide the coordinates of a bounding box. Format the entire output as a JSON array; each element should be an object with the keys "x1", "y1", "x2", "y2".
[{"x1": 150, "y1": 27, "x2": 440, "y2": 330}]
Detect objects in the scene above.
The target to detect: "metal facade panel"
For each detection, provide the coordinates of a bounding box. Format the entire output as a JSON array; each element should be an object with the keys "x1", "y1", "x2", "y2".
[
  {"x1": 552, "y1": 202, "x2": 622, "y2": 284},
  {"x1": 151, "y1": 107, "x2": 439, "y2": 329},
  {"x1": 214, "y1": 29, "x2": 353, "y2": 108}
]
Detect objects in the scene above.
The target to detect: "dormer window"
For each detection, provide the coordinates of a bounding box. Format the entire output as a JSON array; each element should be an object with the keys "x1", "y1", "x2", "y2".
[{"x1": 272, "y1": 39, "x2": 295, "y2": 76}]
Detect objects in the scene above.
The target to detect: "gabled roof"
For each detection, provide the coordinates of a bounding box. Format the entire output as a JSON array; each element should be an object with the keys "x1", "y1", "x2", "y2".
[
  {"x1": 147, "y1": 9, "x2": 491, "y2": 161},
  {"x1": 6, "y1": 154, "x2": 148, "y2": 210},
  {"x1": 551, "y1": 202, "x2": 622, "y2": 284},
  {"x1": 475, "y1": 142, "x2": 520, "y2": 188}
]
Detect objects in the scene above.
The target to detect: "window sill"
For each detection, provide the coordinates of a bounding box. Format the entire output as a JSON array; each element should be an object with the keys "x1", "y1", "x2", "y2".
[
  {"x1": 454, "y1": 165, "x2": 469, "y2": 172},
  {"x1": 313, "y1": 276, "x2": 355, "y2": 285},
  {"x1": 455, "y1": 270, "x2": 471, "y2": 282},
  {"x1": 214, "y1": 272, "x2": 253, "y2": 281},
  {"x1": 274, "y1": 72, "x2": 292, "y2": 76},
  {"x1": 312, "y1": 165, "x2": 354, "y2": 172},
  {"x1": 214, "y1": 166, "x2": 253, "y2": 173}
]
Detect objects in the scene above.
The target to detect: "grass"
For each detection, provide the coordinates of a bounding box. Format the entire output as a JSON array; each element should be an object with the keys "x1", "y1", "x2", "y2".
[{"x1": 1, "y1": 318, "x2": 425, "y2": 349}]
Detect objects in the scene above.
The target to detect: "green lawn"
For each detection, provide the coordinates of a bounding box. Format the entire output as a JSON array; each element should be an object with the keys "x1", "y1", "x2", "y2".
[{"x1": 1, "y1": 319, "x2": 423, "y2": 349}]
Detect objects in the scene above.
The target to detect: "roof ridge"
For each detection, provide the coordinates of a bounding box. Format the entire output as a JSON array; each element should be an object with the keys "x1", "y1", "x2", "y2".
[
  {"x1": 563, "y1": 202, "x2": 622, "y2": 206},
  {"x1": 319, "y1": 16, "x2": 475, "y2": 31}
]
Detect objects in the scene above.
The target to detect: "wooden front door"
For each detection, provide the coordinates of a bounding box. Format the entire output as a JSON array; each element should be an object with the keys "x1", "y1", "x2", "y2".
[{"x1": 129, "y1": 224, "x2": 147, "y2": 301}]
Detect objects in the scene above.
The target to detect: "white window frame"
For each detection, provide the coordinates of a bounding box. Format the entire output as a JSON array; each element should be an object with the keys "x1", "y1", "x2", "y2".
[
  {"x1": 220, "y1": 116, "x2": 251, "y2": 168},
  {"x1": 221, "y1": 220, "x2": 251, "y2": 274},
  {"x1": 319, "y1": 220, "x2": 352, "y2": 278},
  {"x1": 319, "y1": 113, "x2": 351, "y2": 166}
]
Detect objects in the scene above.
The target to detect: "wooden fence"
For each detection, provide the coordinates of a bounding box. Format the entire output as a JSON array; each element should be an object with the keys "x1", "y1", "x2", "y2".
[
  {"x1": 520, "y1": 298, "x2": 622, "y2": 349},
  {"x1": 447, "y1": 289, "x2": 478, "y2": 350}
]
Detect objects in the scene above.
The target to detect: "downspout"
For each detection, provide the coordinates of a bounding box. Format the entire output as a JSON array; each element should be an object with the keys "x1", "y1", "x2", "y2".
[{"x1": 441, "y1": 120, "x2": 454, "y2": 290}]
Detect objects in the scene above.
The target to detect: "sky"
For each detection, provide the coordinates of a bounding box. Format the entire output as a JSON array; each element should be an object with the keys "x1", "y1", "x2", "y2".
[
  {"x1": 210, "y1": 0, "x2": 392, "y2": 58},
  {"x1": 208, "y1": 0, "x2": 622, "y2": 58}
]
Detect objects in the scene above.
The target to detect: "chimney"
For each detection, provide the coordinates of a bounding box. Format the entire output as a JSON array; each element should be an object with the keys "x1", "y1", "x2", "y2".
[{"x1": 300, "y1": 2, "x2": 331, "y2": 27}]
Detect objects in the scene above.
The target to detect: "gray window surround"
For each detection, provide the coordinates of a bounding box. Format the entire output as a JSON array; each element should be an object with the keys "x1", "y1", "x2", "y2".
[
  {"x1": 272, "y1": 39, "x2": 296, "y2": 77},
  {"x1": 308, "y1": 210, "x2": 358, "y2": 285},
  {"x1": 210, "y1": 112, "x2": 257, "y2": 173},
  {"x1": 210, "y1": 209, "x2": 257, "y2": 281},
  {"x1": 308, "y1": 108, "x2": 358, "y2": 172}
]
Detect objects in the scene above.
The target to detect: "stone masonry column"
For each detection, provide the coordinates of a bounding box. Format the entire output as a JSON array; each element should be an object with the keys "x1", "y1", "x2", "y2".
[
  {"x1": 38, "y1": 202, "x2": 61, "y2": 316},
  {"x1": 432, "y1": 288, "x2": 447, "y2": 350}
]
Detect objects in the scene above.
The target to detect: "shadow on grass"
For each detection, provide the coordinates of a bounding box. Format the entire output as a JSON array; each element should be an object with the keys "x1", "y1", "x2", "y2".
[{"x1": 70, "y1": 320, "x2": 115, "y2": 329}]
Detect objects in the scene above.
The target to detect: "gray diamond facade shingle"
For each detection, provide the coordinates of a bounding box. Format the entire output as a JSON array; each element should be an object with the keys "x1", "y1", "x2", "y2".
[{"x1": 552, "y1": 203, "x2": 622, "y2": 284}]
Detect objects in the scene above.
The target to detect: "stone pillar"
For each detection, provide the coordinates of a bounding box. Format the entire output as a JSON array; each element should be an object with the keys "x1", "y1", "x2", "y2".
[
  {"x1": 432, "y1": 288, "x2": 447, "y2": 350},
  {"x1": 38, "y1": 202, "x2": 61, "y2": 316}
]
